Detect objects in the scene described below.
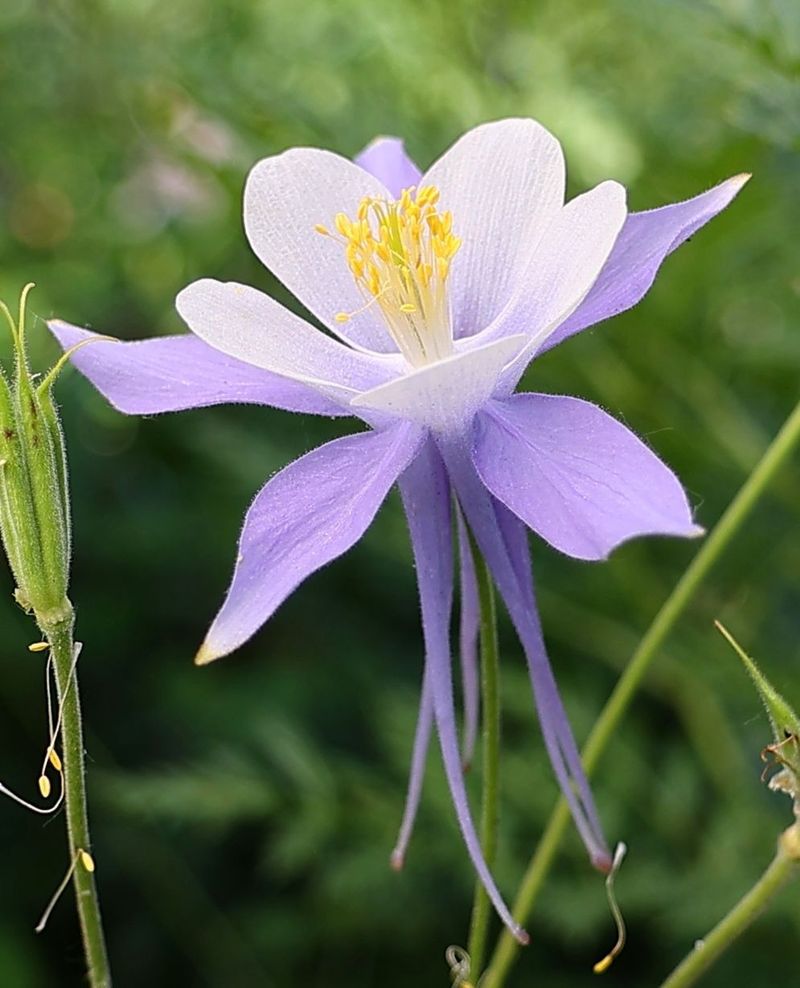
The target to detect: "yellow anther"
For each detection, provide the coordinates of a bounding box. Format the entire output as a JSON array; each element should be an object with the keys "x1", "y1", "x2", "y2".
[
  {"x1": 314, "y1": 224, "x2": 331, "y2": 236},
  {"x1": 29, "y1": 641, "x2": 49, "y2": 652},
  {"x1": 48, "y1": 748, "x2": 62, "y2": 772},
  {"x1": 320, "y1": 183, "x2": 460, "y2": 366},
  {"x1": 38, "y1": 775, "x2": 51, "y2": 799},
  {"x1": 79, "y1": 850, "x2": 95, "y2": 873}
]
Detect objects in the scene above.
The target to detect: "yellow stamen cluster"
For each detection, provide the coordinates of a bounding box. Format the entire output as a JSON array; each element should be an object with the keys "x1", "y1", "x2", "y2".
[{"x1": 317, "y1": 185, "x2": 461, "y2": 367}]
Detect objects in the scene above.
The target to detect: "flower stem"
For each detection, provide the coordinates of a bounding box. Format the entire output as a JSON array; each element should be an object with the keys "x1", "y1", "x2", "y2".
[
  {"x1": 466, "y1": 551, "x2": 501, "y2": 981},
  {"x1": 659, "y1": 823, "x2": 800, "y2": 988},
  {"x1": 39, "y1": 600, "x2": 111, "y2": 988},
  {"x1": 483, "y1": 395, "x2": 800, "y2": 988}
]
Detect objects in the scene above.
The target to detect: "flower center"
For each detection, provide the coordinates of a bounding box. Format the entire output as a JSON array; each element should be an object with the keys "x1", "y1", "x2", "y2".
[{"x1": 316, "y1": 185, "x2": 461, "y2": 367}]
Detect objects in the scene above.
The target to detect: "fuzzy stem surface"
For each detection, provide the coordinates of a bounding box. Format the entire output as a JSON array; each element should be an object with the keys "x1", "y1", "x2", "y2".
[{"x1": 40, "y1": 602, "x2": 111, "y2": 988}]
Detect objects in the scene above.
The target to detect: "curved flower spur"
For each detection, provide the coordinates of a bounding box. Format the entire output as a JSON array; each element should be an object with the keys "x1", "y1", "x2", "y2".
[{"x1": 50, "y1": 119, "x2": 748, "y2": 941}]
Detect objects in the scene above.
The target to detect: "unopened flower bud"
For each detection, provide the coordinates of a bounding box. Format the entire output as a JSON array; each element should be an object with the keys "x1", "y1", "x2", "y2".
[
  {"x1": 0, "y1": 285, "x2": 71, "y2": 621},
  {"x1": 716, "y1": 622, "x2": 800, "y2": 809}
]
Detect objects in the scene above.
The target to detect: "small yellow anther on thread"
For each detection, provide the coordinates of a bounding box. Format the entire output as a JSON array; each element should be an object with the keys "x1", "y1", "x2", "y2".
[
  {"x1": 335, "y1": 212, "x2": 351, "y2": 237},
  {"x1": 48, "y1": 748, "x2": 62, "y2": 772},
  {"x1": 29, "y1": 641, "x2": 50, "y2": 653},
  {"x1": 593, "y1": 955, "x2": 614, "y2": 975},
  {"x1": 593, "y1": 841, "x2": 627, "y2": 975},
  {"x1": 334, "y1": 312, "x2": 351, "y2": 323},
  {"x1": 314, "y1": 224, "x2": 330, "y2": 236},
  {"x1": 79, "y1": 850, "x2": 95, "y2": 873},
  {"x1": 38, "y1": 776, "x2": 51, "y2": 799},
  {"x1": 36, "y1": 846, "x2": 93, "y2": 933},
  {"x1": 399, "y1": 303, "x2": 416, "y2": 313}
]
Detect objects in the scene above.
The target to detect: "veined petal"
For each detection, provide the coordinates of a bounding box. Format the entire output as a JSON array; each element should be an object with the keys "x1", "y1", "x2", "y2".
[
  {"x1": 541, "y1": 174, "x2": 751, "y2": 353},
  {"x1": 422, "y1": 119, "x2": 565, "y2": 339},
  {"x1": 176, "y1": 279, "x2": 398, "y2": 406},
  {"x1": 473, "y1": 394, "x2": 701, "y2": 561},
  {"x1": 196, "y1": 422, "x2": 423, "y2": 664},
  {"x1": 468, "y1": 180, "x2": 627, "y2": 387},
  {"x1": 351, "y1": 335, "x2": 526, "y2": 433},
  {"x1": 456, "y1": 510, "x2": 480, "y2": 769},
  {"x1": 355, "y1": 136, "x2": 422, "y2": 198},
  {"x1": 440, "y1": 439, "x2": 611, "y2": 871},
  {"x1": 244, "y1": 148, "x2": 396, "y2": 354},
  {"x1": 399, "y1": 440, "x2": 528, "y2": 943},
  {"x1": 48, "y1": 321, "x2": 344, "y2": 417},
  {"x1": 390, "y1": 666, "x2": 434, "y2": 871}
]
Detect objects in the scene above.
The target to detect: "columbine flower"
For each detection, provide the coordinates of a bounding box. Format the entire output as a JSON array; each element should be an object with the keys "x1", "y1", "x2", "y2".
[{"x1": 49, "y1": 119, "x2": 747, "y2": 941}]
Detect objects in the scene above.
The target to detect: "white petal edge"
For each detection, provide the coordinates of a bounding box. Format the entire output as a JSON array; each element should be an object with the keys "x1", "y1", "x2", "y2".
[
  {"x1": 351, "y1": 335, "x2": 527, "y2": 433},
  {"x1": 422, "y1": 119, "x2": 566, "y2": 340},
  {"x1": 176, "y1": 279, "x2": 399, "y2": 406},
  {"x1": 244, "y1": 148, "x2": 397, "y2": 354},
  {"x1": 469, "y1": 180, "x2": 628, "y2": 350}
]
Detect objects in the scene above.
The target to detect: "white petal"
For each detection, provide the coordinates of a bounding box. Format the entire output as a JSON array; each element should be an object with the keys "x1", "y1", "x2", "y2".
[
  {"x1": 468, "y1": 180, "x2": 628, "y2": 389},
  {"x1": 351, "y1": 336, "x2": 527, "y2": 433},
  {"x1": 422, "y1": 119, "x2": 565, "y2": 339},
  {"x1": 244, "y1": 148, "x2": 396, "y2": 353},
  {"x1": 176, "y1": 279, "x2": 397, "y2": 404}
]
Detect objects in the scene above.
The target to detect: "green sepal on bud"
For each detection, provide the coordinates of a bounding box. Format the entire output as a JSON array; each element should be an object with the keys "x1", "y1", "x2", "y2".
[
  {"x1": 716, "y1": 621, "x2": 800, "y2": 809},
  {"x1": 0, "y1": 285, "x2": 72, "y2": 621}
]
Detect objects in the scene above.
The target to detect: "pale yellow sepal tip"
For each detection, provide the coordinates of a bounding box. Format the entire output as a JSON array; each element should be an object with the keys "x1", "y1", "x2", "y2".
[
  {"x1": 733, "y1": 172, "x2": 752, "y2": 186},
  {"x1": 38, "y1": 776, "x2": 51, "y2": 799},
  {"x1": 48, "y1": 748, "x2": 62, "y2": 772},
  {"x1": 28, "y1": 641, "x2": 49, "y2": 652},
  {"x1": 79, "y1": 850, "x2": 95, "y2": 873},
  {"x1": 193, "y1": 641, "x2": 222, "y2": 667}
]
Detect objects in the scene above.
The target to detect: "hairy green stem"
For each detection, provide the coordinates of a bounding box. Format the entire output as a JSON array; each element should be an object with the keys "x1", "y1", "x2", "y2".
[
  {"x1": 466, "y1": 553, "x2": 501, "y2": 980},
  {"x1": 40, "y1": 602, "x2": 111, "y2": 988},
  {"x1": 484, "y1": 396, "x2": 800, "y2": 988},
  {"x1": 659, "y1": 824, "x2": 800, "y2": 988}
]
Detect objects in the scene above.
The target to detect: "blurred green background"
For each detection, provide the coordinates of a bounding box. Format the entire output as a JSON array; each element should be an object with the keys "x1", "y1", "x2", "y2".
[{"x1": 1, "y1": 0, "x2": 799, "y2": 985}]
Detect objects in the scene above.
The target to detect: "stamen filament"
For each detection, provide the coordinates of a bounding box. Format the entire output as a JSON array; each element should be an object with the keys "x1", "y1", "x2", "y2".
[
  {"x1": 593, "y1": 841, "x2": 628, "y2": 974},
  {"x1": 39, "y1": 642, "x2": 82, "y2": 786},
  {"x1": 35, "y1": 847, "x2": 95, "y2": 933}
]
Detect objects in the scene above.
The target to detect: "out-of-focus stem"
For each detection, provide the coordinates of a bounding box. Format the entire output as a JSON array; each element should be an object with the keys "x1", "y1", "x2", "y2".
[{"x1": 659, "y1": 824, "x2": 800, "y2": 988}]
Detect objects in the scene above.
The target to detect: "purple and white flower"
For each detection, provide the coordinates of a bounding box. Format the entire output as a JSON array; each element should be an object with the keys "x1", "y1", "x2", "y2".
[{"x1": 50, "y1": 119, "x2": 747, "y2": 942}]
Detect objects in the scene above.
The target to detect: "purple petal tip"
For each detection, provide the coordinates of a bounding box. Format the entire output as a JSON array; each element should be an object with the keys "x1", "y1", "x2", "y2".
[
  {"x1": 591, "y1": 850, "x2": 614, "y2": 875},
  {"x1": 514, "y1": 925, "x2": 530, "y2": 946}
]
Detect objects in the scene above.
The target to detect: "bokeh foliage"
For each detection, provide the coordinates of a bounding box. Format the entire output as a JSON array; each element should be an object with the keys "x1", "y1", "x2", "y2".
[{"x1": 1, "y1": 0, "x2": 799, "y2": 984}]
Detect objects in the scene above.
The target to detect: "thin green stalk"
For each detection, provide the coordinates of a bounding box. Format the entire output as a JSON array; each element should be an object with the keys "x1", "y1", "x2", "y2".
[
  {"x1": 466, "y1": 553, "x2": 501, "y2": 980},
  {"x1": 659, "y1": 824, "x2": 800, "y2": 988},
  {"x1": 40, "y1": 601, "x2": 111, "y2": 988},
  {"x1": 484, "y1": 396, "x2": 800, "y2": 988}
]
